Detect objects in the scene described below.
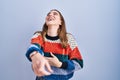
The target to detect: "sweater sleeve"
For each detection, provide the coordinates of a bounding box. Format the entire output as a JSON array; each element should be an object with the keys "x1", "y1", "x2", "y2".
[
  {"x1": 25, "y1": 44, "x2": 44, "y2": 61},
  {"x1": 25, "y1": 33, "x2": 44, "y2": 61},
  {"x1": 51, "y1": 59, "x2": 83, "y2": 75}
]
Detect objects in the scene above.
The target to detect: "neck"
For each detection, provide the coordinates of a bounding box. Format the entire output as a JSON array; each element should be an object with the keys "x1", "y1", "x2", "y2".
[{"x1": 47, "y1": 26, "x2": 59, "y2": 36}]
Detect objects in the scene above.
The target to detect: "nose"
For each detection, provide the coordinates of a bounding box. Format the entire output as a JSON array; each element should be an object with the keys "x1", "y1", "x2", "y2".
[{"x1": 48, "y1": 13, "x2": 53, "y2": 17}]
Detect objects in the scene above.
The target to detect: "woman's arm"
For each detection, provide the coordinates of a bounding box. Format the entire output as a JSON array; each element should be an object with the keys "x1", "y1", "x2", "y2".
[{"x1": 31, "y1": 51, "x2": 53, "y2": 76}]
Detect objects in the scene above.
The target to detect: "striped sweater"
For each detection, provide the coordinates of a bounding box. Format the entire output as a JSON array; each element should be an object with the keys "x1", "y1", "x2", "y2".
[{"x1": 26, "y1": 32, "x2": 83, "y2": 80}]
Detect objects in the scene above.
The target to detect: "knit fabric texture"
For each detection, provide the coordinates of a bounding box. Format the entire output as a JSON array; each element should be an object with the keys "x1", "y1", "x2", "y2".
[{"x1": 26, "y1": 32, "x2": 83, "y2": 80}]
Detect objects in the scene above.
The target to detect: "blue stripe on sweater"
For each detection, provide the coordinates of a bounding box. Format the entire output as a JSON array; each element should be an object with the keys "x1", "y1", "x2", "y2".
[
  {"x1": 66, "y1": 60, "x2": 75, "y2": 70},
  {"x1": 43, "y1": 72, "x2": 74, "y2": 80},
  {"x1": 25, "y1": 44, "x2": 44, "y2": 61}
]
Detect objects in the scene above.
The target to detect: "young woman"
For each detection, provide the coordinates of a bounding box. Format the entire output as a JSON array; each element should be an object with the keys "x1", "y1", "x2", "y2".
[{"x1": 26, "y1": 9, "x2": 83, "y2": 80}]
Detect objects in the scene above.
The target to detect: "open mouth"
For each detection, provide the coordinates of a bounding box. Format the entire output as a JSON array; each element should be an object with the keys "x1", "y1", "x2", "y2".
[{"x1": 47, "y1": 17, "x2": 55, "y2": 21}]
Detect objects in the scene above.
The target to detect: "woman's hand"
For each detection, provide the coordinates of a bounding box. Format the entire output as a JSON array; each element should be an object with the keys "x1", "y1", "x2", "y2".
[
  {"x1": 31, "y1": 51, "x2": 53, "y2": 76},
  {"x1": 45, "y1": 52, "x2": 62, "y2": 68}
]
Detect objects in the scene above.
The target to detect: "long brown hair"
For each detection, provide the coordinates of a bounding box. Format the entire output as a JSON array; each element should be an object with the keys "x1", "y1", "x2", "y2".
[{"x1": 41, "y1": 9, "x2": 68, "y2": 48}]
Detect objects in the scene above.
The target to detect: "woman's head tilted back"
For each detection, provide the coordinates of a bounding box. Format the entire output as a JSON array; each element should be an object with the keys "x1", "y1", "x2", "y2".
[{"x1": 42, "y1": 9, "x2": 68, "y2": 48}]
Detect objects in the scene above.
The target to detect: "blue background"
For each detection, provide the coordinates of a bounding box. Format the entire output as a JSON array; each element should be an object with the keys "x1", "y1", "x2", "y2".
[{"x1": 0, "y1": 0, "x2": 120, "y2": 80}]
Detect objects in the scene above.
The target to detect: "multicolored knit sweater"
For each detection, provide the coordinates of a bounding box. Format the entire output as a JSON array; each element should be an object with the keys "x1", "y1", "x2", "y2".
[{"x1": 26, "y1": 32, "x2": 83, "y2": 80}]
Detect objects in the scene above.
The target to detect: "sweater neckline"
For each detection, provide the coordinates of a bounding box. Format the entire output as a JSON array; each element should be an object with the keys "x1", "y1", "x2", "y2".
[{"x1": 45, "y1": 34, "x2": 59, "y2": 40}]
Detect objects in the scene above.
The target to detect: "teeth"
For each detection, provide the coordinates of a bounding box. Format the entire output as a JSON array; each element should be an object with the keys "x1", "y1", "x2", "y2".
[
  {"x1": 49, "y1": 19, "x2": 52, "y2": 21},
  {"x1": 48, "y1": 17, "x2": 54, "y2": 21}
]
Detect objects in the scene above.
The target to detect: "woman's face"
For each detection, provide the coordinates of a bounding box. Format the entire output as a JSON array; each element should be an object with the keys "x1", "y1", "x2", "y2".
[{"x1": 45, "y1": 10, "x2": 62, "y2": 27}]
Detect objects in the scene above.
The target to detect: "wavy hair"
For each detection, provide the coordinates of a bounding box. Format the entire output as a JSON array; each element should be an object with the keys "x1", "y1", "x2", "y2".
[{"x1": 41, "y1": 9, "x2": 68, "y2": 48}]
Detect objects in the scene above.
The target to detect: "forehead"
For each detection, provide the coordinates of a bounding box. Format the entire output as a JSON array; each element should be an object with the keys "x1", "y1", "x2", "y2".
[{"x1": 48, "y1": 10, "x2": 60, "y2": 14}]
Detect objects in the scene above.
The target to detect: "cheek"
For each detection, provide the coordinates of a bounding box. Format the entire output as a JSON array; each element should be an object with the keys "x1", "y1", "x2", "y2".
[
  {"x1": 55, "y1": 20, "x2": 61, "y2": 25},
  {"x1": 56, "y1": 17, "x2": 61, "y2": 24},
  {"x1": 45, "y1": 17, "x2": 48, "y2": 21},
  {"x1": 58, "y1": 20, "x2": 62, "y2": 25},
  {"x1": 45, "y1": 17, "x2": 49, "y2": 23},
  {"x1": 58, "y1": 17, "x2": 62, "y2": 25}
]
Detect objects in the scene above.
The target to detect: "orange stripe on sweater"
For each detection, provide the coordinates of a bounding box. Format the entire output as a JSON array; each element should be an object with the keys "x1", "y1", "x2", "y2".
[{"x1": 43, "y1": 42, "x2": 70, "y2": 55}]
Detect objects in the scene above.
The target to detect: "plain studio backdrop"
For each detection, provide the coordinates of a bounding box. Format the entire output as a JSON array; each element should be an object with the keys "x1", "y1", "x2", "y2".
[{"x1": 0, "y1": 0, "x2": 120, "y2": 80}]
